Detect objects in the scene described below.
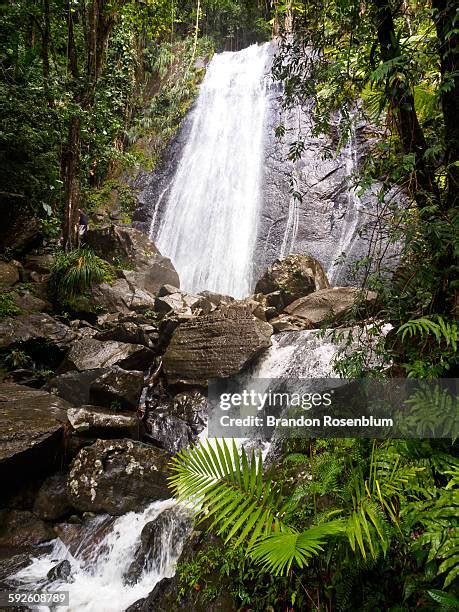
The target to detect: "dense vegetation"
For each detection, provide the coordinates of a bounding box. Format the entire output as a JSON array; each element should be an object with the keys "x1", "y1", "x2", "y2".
[{"x1": 1, "y1": 0, "x2": 457, "y2": 610}]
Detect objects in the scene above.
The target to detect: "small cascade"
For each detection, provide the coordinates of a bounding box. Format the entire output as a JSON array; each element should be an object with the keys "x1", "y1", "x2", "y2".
[
  {"x1": 10, "y1": 500, "x2": 191, "y2": 612},
  {"x1": 327, "y1": 125, "x2": 362, "y2": 283},
  {"x1": 151, "y1": 43, "x2": 270, "y2": 298}
]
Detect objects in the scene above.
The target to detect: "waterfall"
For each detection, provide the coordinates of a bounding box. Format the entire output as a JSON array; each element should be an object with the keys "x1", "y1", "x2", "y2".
[
  {"x1": 10, "y1": 500, "x2": 191, "y2": 612},
  {"x1": 151, "y1": 43, "x2": 270, "y2": 298},
  {"x1": 327, "y1": 124, "x2": 363, "y2": 284}
]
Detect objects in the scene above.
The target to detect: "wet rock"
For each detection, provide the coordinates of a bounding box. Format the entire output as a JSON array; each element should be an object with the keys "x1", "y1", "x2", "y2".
[
  {"x1": 0, "y1": 260, "x2": 20, "y2": 287},
  {"x1": 0, "y1": 384, "x2": 69, "y2": 487},
  {"x1": 269, "y1": 314, "x2": 315, "y2": 333},
  {"x1": 284, "y1": 287, "x2": 378, "y2": 326},
  {"x1": 124, "y1": 507, "x2": 192, "y2": 585},
  {"x1": 89, "y1": 366, "x2": 144, "y2": 410},
  {"x1": 0, "y1": 313, "x2": 76, "y2": 350},
  {"x1": 34, "y1": 473, "x2": 72, "y2": 521},
  {"x1": 47, "y1": 560, "x2": 72, "y2": 582},
  {"x1": 0, "y1": 199, "x2": 42, "y2": 255},
  {"x1": 67, "y1": 439, "x2": 171, "y2": 515},
  {"x1": 67, "y1": 405, "x2": 137, "y2": 437},
  {"x1": 47, "y1": 368, "x2": 109, "y2": 406},
  {"x1": 255, "y1": 254, "x2": 329, "y2": 306},
  {"x1": 61, "y1": 338, "x2": 154, "y2": 372},
  {"x1": 86, "y1": 225, "x2": 179, "y2": 294},
  {"x1": 163, "y1": 304, "x2": 272, "y2": 385},
  {"x1": 53, "y1": 516, "x2": 116, "y2": 559},
  {"x1": 0, "y1": 510, "x2": 54, "y2": 547}
]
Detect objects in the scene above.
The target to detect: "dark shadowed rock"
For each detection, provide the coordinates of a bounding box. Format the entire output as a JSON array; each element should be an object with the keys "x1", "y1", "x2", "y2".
[
  {"x1": 61, "y1": 338, "x2": 154, "y2": 372},
  {"x1": 86, "y1": 225, "x2": 179, "y2": 294},
  {"x1": 67, "y1": 439, "x2": 171, "y2": 515},
  {"x1": 0, "y1": 313, "x2": 76, "y2": 350},
  {"x1": 34, "y1": 472, "x2": 72, "y2": 521},
  {"x1": 284, "y1": 286, "x2": 378, "y2": 326},
  {"x1": 89, "y1": 366, "x2": 144, "y2": 410},
  {"x1": 67, "y1": 405, "x2": 137, "y2": 437},
  {"x1": 95, "y1": 321, "x2": 153, "y2": 347},
  {"x1": 47, "y1": 369, "x2": 109, "y2": 406},
  {"x1": 47, "y1": 560, "x2": 72, "y2": 582},
  {"x1": 0, "y1": 384, "x2": 69, "y2": 487},
  {"x1": 53, "y1": 516, "x2": 116, "y2": 559},
  {"x1": 23, "y1": 254, "x2": 55, "y2": 275},
  {"x1": 0, "y1": 510, "x2": 54, "y2": 547},
  {"x1": 144, "y1": 391, "x2": 206, "y2": 453},
  {"x1": 163, "y1": 304, "x2": 272, "y2": 385},
  {"x1": 124, "y1": 507, "x2": 192, "y2": 585},
  {"x1": 255, "y1": 254, "x2": 329, "y2": 305}
]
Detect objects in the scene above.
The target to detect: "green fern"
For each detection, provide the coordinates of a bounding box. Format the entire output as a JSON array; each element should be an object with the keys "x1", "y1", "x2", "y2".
[
  {"x1": 398, "y1": 316, "x2": 458, "y2": 350},
  {"x1": 169, "y1": 439, "x2": 345, "y2": 575}
]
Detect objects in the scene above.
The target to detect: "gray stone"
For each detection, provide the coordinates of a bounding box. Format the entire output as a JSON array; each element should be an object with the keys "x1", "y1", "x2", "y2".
[
  {"x1": 284, "y1": 287, "x2": 378, "y2": 326},
  {"x1": 12, "y1": 290, "x2": 51, "y2": 313},
  {"x1": 67, "y1": 405, "x2": 137, "y2": 436},
  {"x1": 61, "y1": 338, "x2": 154, "y2": 372},
  {"x1": 0, "y1": 384, "x2": 69, "y2": 484},
  {"x1": 67, "y1": 439, "x2": 171, "y2": 515},
  {"x1": 86, "y1": 225, "x2": 179, "y2": 295},
  {"x1": 163, "y1": 303, "x2": 272, "y2": 385},
  {"x1": 254, "y1": 254, "x2": 329, "y2": 305},
  {"x1": 89, "y1": 366, "x2": 144, "y2": 410},
  {"x1": 0, "y1": 313, "x2": 76, "y2": 350},
  {"x1": 23, "y1": 254, "x2": 55, "y2": 275},
  {"x1": 47, "y1": 369, "x2": 109, "y2": 406}
]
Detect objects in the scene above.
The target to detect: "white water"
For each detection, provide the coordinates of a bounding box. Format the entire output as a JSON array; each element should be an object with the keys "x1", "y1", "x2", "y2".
[
  {"x1": 11, "y1": 500, "x2": 190, "y2": 612},
  {"x1": 152, "y1": 43, "x2": 270, "y2": 298},
  {"x1": 328, "y1": 125, "x2": 362, "y2": 283}
]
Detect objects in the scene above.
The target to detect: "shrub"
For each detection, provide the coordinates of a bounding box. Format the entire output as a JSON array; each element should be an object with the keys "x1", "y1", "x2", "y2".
[{"x1": 49, "y1": 247, "x2": 114, "y2": 306}]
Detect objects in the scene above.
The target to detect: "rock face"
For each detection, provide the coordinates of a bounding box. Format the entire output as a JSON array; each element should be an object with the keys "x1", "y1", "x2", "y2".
[
  {"x1": 33, "y1": 473, "x2": 71, "y2": 521},
  {"x1": 254, "y1": 254, "x2": 329, "y2": 306},
  {"x1": 89, "y1": 366, "x2": 144, "y2": 410},
  {"x1": 67, "y1": 405, "x2": 137, "y2": 437},
  {"x1": 61, "y1": 338, "x2": 154, "y2": 372},
  {"x1": 86, "y1": 225, "x2": 179, "y2": 295},
  {"x1": 0, "y1": 313, "x2": 76, "y2": 350},
  {"x1": 163, "y1": 304, "x2": 273, "y2": 385},
  {"x1": 0, "y1": 384, "x2": 69, "y2": 487},
  {"x1": 67, "y1": 439, "x2": 171, "y2": 515},
  {"x1": 284, "y1": 287, "x2": 378, "y2": 326}
]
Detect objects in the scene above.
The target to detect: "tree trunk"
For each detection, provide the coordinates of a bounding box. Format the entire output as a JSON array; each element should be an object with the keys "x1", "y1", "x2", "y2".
[
  {"x1": 62, "y1": 116, "x2": 81, "y2": 251},
  {"x1": 431, "y1": 0, "x2": 459, "y2": 210},
  {"x1": 372, "y1": 0, "x2": 440, "y2": 207}
]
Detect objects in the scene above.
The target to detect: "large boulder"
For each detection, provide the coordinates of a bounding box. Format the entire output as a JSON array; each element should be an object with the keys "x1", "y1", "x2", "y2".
[
  {"x1": 67, "y1": 405, "x2": 137, "y2": 437},
  {"x1": 163, "y1": 304, "x2": 272, "y2": 385},
  {"x1": 89, "y1": 366, "x2": 144, "y2": 410},
  {"x1": 144, "y1": 391, "x2": 207, "y2": 453},
  {"x1": 0, "y1": 313, "x2": 76, "y2": 350},
  {"x1": 0, "y1": 510, "x2": 54, "y2": 547},
  {"x1": 67, "y1": 439, "x2": 171, "y2": 515},
  {"x1": 254, "y1": 254, "x2": 329, "y2": 306},
  {"x1": 0, "y1": 384, "x2": 69, "y2": 488},
  {"x1": 61, "y1": 338, "x2": 154, "y2": 372},
  {"x1": 11, "y1": 289, "x2": 52, "y2": 313},
  {"x1": 284, "y1": 287, "x2": 378, "y2": 326},
  {"x1": 86, "y1": 225, "x2": 179, "y2": 295}
]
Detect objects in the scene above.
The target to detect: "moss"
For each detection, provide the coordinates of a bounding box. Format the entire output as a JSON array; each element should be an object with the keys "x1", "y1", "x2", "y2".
[{"x1": 0, "y1": 292, "x2": 21, "y2": 320}]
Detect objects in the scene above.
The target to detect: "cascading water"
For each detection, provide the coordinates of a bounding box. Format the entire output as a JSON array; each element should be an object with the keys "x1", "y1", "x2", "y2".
[
  {"x1": 327, "y1": 124, "x2": 363, "y2": 284},
  {"x1": 151, "y1": 43, "x2": 270, "y2": 298},
  {"x1": 10, "y1": 500, "x2": 191, "y2": 612}
]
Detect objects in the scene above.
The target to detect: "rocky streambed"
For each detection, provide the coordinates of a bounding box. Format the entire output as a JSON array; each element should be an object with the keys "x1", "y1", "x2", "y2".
[{"x1": 0, "y1": 223, "x2": 377, "y2": 610}]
